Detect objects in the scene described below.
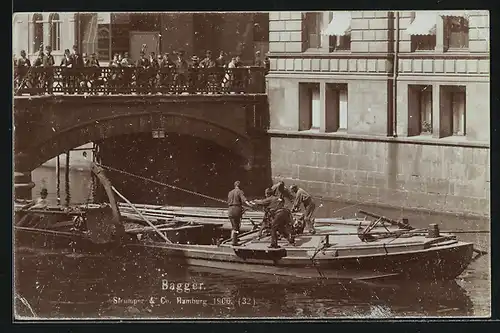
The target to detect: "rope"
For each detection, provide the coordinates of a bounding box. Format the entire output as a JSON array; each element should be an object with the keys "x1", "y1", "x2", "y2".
[{"x1": 95, "y1": 163, "x2": 227, "y2": 205}]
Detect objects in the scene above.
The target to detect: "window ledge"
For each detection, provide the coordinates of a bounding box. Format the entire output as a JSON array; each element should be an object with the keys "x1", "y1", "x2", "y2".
[{"x1": 268, "y1": 129, "x2": 489, "y2": 148}]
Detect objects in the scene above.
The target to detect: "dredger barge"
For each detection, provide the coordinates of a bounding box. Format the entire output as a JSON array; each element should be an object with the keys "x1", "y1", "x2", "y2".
[{"x1": 14, "y1": 163, "x2": 482, "y2": 283}]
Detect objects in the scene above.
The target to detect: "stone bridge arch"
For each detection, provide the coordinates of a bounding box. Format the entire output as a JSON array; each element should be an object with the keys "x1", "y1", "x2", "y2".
[{"x1": 16, "y1": 112, "x2": 255, "y2": 172}]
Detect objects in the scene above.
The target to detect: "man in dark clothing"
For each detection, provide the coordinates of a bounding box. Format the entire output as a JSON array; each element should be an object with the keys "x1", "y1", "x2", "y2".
[
  {"x1": 271, "y1": 181, "x2": 294, "y2": 204},
  {"x1": 215, "y1": 51, "x2": 226, "y2": 68},
  {"x1": 136, "y1": 51, "x2": 151, "y2": 93},
  {"x1": 70, "y1": 45, "x2": 84, "y2": 93},
  {"x1": 174, "y1": 50, "x2": 189, "y2": 93},
  {"x1": 17, "y1": 50, "x2": 31, "y2": 68},
  {"x1": 15, "y1": 50, "x2": 31, "y2": 92},
  {"x1": 290, "y1": 184, "x2": 316, "y2": 234},
  {"x1": 227, "y1": 180, "x2": 252, "y2": 246},
  {"x1": 200, "y1": 50, "x2": 216, "y2": 68},
  {"x1": 252, "y1": 188, "x2": 295, "y2": 249},
  {"x1": 255, "y1": 187, "x2": 285, "y2": 239},
  {"x1": 42, "y1": 45, "x2": 55, "y2": 94}
]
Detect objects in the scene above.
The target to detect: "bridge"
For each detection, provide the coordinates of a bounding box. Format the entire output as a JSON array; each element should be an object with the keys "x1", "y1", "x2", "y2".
[{"x1": 14, "y1": 67, "x2": 269, "y2": 200}]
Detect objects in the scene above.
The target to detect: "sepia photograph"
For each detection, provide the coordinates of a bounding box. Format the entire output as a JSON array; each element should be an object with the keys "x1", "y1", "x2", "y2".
[{"x1": 12, "y1": 10, "x2": 490, "y2": 319}]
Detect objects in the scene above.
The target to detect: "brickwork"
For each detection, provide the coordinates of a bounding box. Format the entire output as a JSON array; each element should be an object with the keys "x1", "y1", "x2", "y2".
[{"x1": 270, "y1": 136, "x2": 489, "y2": 217}]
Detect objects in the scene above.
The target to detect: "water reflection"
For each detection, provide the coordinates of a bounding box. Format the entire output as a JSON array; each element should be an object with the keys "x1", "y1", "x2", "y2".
[
  {"x1": 15, "y1": 167, "x2": 490, "y2": 318},
  {"x1": 15, "y1": 247, "x2": 477, "y2": 319}
]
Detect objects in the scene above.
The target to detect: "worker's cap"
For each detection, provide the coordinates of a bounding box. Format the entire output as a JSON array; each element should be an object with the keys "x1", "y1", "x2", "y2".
[
  {"x1": 290, "y1": 184, "x2": 298, "y2": 192},
  {"x1": 45, "y1": 45, "x2": 52, "y2": 51},
  {"x1": 234, "y1": 180, "x2": 241, "y2": 187},
  {"x1": 265, "y1": 188, "x2": 273, "y2": 196},
  {"x1": 40, "y1": 188, "x2": 48, "y2": 195}
]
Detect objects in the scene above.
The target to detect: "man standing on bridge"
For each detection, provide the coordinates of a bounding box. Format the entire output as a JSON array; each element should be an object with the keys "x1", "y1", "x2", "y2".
[
  {"x1": 227, "y1": 180, "x2": 253, "y2": 246},
  {"x1": 290, "y1": 184, "x2": 316, "y2": 235}
]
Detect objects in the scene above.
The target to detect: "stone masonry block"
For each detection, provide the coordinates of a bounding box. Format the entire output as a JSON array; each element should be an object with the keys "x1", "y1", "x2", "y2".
[
  {"x1": 277, "y1": 59, "x2": 286, "y2": 70},
  {"x1": 434, "y1": 59, "x2": 444, "y2": 72},
  {"x1": 351, "y1": 30, "x2": 363, "y2": 41},
  {"x1": 357, "y1": 59, "x2": 367, "y2": 72},
  {"x1": 294, "y1": 59, "x2": 302, "y2": 71},
  {"x1": 312, "y1": 59, "x2": 320, "y2": 71},
  {"x1": 369, "y1": 18, "x2": 389, "y2": 30},
  {"x1": 270, "y1": 58, "x2": 278, "y2": 70},
  {"x1": 351, "y1": 19, "x2": 369, "y2": 30},
  {"x1": 423, "y1": 59, "x2": 433, "y2": 73},
  {"x1": 351, "y1": 42, "x2": 369, "y2": 52},
  {"x1": 351, "y1": 12, "x2": 363, "y2": 19},
  {"x1": 321, "y1": 59, "x2": 329, "y2": 71},
  {"x1": 285, "y1": 42, "x2": 302, "y2": 52},
  {"x1": 469, "y1": 40, "x2": 489, "y2": 53},
  {"x1": 280, "y1": 12, "x2": 291, "y2": 20},
  {"x1": 290, "y1": 31, "x2": 302, "y2": 42},
  {"x1": 269, "y1": 42, "x2": 285, "y2": 53},
  {"x1": 326, "y1": 154, "x2": 349, "y2": 169},
  {"x1": 280, "y1": 31, "x2": 291, "y2": 42},
  {"x1": 363, "y1": 11, "x2": 377, "y2": 18},
  {"x1": 339, "y1": 59, "x2": 348, "y2": 71},
  {"x1": 363, "y1": 30, "x2": 376, "y2": 41},
  {"x1": 375, "y1": 30, "x2": 388, "y2": 40},
  {"x1": 369, "y1": 41, "x2": 389, "y2": 53},
  {"x1": 330, "y1": 140, "x2": 341, "y2": 154},
  {"x1": 399, "y1": 17, "x2": 413, "y2": 29},
  {"x1": 290, "y1": 12, "x2": 302, "y2": 20},
  {"x1": 330, "y1": 59, "x2": 339, "y2": 71},
  {"x1": 348, "y1": 155, "x2": 359, "y2": 170},
  {"x1": 469, "y1": 15, "x2": 489, "y2": 28},
  {"x1": 357, "y1": 156, "x2": 376, "y2": 172},
  {"x1": 348, "y1": 59, "x2": 357, "y2": 71},
  {"x1": 316, "y1": 153, "x2": 328, "y2": 168},
  {"x1": 311, "y1": 139, "x2": 332, "y2": 153},
  {"x1": 285, "y1": 59, "x2": 294, "y2": 71},
  {"x1": 376, "y1": 59, "x2": 387, "y2": 72},
  {"x1": 444, "y1": 59, "x2": 455, "y2": 73},
  {"x1": 269, "y1": 32, "x2": 280, "y2": 42},
  {"x1": 398, "y1": 42, "x2": 411, "y2": 52},
  {"x1": 413, "y1": 59, "x2": 423, "y2": 72},
  {"x1": 375, "y1": 11, "x2": 388, "y2": 18},
  {"x1": 467, "y1": 59, "x2": 479, "y2": 73},
  {"x1": 367, "y1": 59, "x2": 377, "y2": 72},
  {"x1": 285, "y1": 20, "x2": 302, "y2": 31},
  {"x1": 303, "y1": 58, "x2": 311, "y2": 71},
  {"x1": 269, "y1": 12, "x2": 280, "y2": 21},
  {"x1": 455, "y1": 59, "x2": 467, "y2": 73},
  {"x1": 269, "y1": 20, "x2": 285, "y2": 31},
  {"x1": 478, "y1": 59, "x2": 489, "y2": 73}
]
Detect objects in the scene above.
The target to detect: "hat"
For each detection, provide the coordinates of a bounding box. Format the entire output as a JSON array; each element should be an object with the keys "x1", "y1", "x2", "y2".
[
  {"x1": 290, "y1": 184, "x2": 298, "y2": 192},
  {"x1": 191, "y1": 55, "x2": 199, "y2": 61},
  {"x1": 206, "y1": 50, "x2": 212, "y2": 55},
  {"x1": 40, "y1": 188, "x2": 48, "y2": 195},
  {"x1": 140, "y1": 51, "x2": 145, "y2": 55},
  {"x1": 176, "y1": 49, "x2": 185, "y2": 55},
  {"x1": 234, "y1": 180, "x2": 241, "y2": 187}
]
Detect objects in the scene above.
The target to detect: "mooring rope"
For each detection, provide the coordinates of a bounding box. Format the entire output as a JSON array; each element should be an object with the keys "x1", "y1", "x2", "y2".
[{"x1": 95, "y1": 163, "x2": 227, "y2": 205}]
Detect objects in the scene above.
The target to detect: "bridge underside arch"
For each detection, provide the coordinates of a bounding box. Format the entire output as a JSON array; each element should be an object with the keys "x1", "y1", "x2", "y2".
[{"x1": 17, "y1": 113, "x2": 254, "y2": 172}]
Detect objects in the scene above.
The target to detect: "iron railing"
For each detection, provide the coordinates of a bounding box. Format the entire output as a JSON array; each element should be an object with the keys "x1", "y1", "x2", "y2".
[{"x1": 14, "y1": 66, "x2": 267, "y2": 96}]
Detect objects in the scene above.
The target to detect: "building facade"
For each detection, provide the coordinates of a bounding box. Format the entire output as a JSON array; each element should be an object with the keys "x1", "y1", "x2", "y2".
[
  {"x1": 13, "y1": 12, "x2": 269, "y2": 65},
  {"x1": 267, "y1": 11, "x2": 490, "y2": 216}
]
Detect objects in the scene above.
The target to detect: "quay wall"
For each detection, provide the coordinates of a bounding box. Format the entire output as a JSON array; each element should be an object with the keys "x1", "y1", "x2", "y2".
[{"x1": 269, "y1": 135, "x2": 489, "y2": 217}]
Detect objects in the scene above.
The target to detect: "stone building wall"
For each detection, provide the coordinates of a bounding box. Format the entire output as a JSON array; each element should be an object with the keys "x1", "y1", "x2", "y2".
[{"x1": 267, "y1": 10, "x2": 490, "y2": 217}]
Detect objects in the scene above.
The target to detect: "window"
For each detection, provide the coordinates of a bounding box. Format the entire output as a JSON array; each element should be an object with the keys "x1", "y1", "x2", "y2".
[
  {"x1": 408, "y1": 85, "x2": 433, "y2": 136},
  {"x1": 439, "y1": 86, "x2": 466, "y2": 137},
  {"x1": 303, "y1": 13, "x2": 323, "y2": 49},
  {"x1": 32, "y1": 13, "x2": 43, "y2": 53},
  {"x1": 326, "y1": 12, "x2": 351, "y2": 51},
  {"x1": 444, "y1": 16, "x2": 469, "y2": 50},
  {"x1": 97, "y1": 26, "x2": 110, "y2": 61},
  {"x1": 329, "y1": 35, "x2": 351, "y2": 51},
  {"x1": 49, "y1": 13, "x2": 61, "y2": 51},
  {"x1": 411, "y1": 35, "x2": 436, "y2": 51},
  {"x1": 451, "y1": 89, "x2": 466, "y2": 135},
  {"x1": 299, "y1": 83, "x2": 321, "y2": 130},
  {"x1": 325, "y1": 83, "x2": 348, "y2": 132}
]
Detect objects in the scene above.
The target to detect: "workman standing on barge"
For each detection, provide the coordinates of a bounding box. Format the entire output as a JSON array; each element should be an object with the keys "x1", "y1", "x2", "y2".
[
  {"x1": 270, "y1": 180, "x2": 294, "y2": 204},
  {"x1": 227, "y1": 180, "x2": 253, "y2": 246},
  {"x1": 290, "y1": 184, "x2": 316, "y2": 234},
  {"x1": 251, "y1": 188, "x2": 295, "y2": 249}
]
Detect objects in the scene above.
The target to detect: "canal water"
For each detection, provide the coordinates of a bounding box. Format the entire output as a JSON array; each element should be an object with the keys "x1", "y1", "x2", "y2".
[{"x1": 14, "y1": 166, "x2": 491, "y2": 319}]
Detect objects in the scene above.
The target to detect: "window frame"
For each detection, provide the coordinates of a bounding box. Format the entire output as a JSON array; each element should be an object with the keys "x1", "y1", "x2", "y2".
[
  {"x1": 49, "y1": 13, "x2": 62, "y2": 51},
  {"x1": 32, "y1": 13, "x2": 44, "y2": 54},
  {"x1": 444, "y1": 16, "x2": 469, "y2": 51}
]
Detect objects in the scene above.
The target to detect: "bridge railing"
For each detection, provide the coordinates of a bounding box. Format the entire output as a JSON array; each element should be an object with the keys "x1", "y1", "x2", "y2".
[{"x1": 14, "y1": 66, "x2": 268, "y2": 96}]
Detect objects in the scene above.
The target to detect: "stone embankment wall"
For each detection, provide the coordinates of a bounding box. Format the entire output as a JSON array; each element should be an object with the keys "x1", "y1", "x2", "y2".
[{"x1": 270, "y1": 136, "x2": 489, "y2": 217}]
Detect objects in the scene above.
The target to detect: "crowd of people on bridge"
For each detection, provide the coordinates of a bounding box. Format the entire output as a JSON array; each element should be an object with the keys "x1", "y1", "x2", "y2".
[{"x1": 14, "y1": 44, "x2": 270, "y2": 95}]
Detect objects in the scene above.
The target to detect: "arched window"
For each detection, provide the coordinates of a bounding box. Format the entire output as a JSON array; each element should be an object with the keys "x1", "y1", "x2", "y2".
[
  {"x1": 32, "y1": 13, "x2": 43, "y2": 53},
  {"x1": 49, "y1": 13, "x2": 61, "y2": 51}
]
